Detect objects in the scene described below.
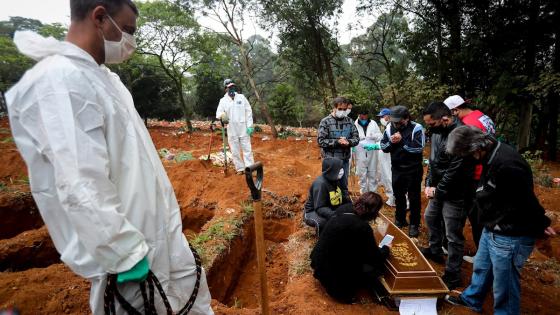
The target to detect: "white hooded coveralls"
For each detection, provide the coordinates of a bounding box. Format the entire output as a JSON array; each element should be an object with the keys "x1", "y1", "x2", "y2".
[
  {"x1": 6, "y1": 32, "x2": 213, "y2": 315},
  {"x1": 354, "y1": 119, "x2": 382, "y2": 194},
  {"x1": 378, "y1": 123, "x2": 394, "y2": 203},
  {"x1": 215, "y1": 93, "x2": 254, "y2": 171}
]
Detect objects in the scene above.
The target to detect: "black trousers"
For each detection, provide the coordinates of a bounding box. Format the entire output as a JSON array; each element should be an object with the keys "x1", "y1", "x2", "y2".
[{"x1": 392, "y1": 166, "x2": 423, "y2": 226}]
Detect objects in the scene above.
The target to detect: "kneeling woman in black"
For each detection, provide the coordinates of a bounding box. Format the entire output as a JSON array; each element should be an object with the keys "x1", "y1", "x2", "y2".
[{"x1": 310, "y1": 192, "x2": 391, "y2": 303}]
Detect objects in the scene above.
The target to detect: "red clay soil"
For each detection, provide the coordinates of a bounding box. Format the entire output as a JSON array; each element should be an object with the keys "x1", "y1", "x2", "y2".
[{"x1": 1, "y1": 117, "x2": 559, "y2": 314}]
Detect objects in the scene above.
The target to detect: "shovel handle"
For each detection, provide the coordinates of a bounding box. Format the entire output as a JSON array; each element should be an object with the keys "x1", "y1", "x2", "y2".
[{"x1": 245, "y1": 162, "x2": 263, "y2": 201}]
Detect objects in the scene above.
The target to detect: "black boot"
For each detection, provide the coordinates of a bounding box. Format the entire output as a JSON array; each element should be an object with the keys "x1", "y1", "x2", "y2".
[
  {"x1": 408, "y1": 225, "x2": 419, "y2": 237},
  {"x1": 442, "y1": 272, "x2": 462, "y2": 290}
]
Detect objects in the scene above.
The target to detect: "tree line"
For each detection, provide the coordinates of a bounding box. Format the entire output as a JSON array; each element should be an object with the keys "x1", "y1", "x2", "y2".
[{"x1": 0, "y1": 0, "x2": 558, "y2": 159}]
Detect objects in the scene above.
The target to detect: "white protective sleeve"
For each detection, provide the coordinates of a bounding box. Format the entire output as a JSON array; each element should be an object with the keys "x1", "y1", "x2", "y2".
[
  {"x1": 242, "y1": 94, "x2": 253, "y2": 127},
  {"x1": 367, "y1": 120, "x2": 383, "y2": 142},
  {"x1": 215, "y1": 96, "x2": 226, "y2": 120},
  {"x1": 22, "y1": 91, "x2": 149, "y2": 274}
]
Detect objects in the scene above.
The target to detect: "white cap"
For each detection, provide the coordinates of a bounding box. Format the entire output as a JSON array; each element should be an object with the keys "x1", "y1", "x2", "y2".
[{"x1": 444, "y1": 95, "x2": 465, "y2": 110}]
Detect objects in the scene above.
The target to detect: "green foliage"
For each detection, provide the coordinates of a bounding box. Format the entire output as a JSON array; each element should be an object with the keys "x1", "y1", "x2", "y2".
[
  {"x1": 269, "y1": 83, "x2": 299, "y2": 125},
  {"x1": 386, "y1": 77, "x2": 453, "y2": 118},
  {"x1": 0, "y1": 35, "x2": 34, "y2": 94},
  {"x1": 277, "y1": 128, "x2": 303, "y2": 139},
  {"x1": 521, "y1": 150, "x2": 554, "y2": 188},
  {"x1": 136, "y1": 0, "x2": 212, "y2": 123},
  {"x1": 37, "y1": 23, "x2": 66, "y2": 40},
  {"x1": 110, "y1": 54, "x2": 183, "y2": 121},
  {"x1": 258, "y1": 0, "x2": 343, "y2": 104}
]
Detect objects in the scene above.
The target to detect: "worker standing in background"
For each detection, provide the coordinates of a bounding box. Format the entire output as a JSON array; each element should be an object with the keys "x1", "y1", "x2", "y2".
[
  {"x1": 354, "y1": 109, "x2": 382, "y2": 194},
  {"x1": 216, "y1": 79, "x2": 255, "y2": 175},
  {"x1": 376, "y1": 108, "x2": 395, "y2": 206}
]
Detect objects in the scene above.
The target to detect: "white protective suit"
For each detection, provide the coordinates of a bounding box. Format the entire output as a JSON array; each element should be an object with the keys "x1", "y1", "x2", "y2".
[
  {"x1": 6, "y1": 32, "x2": 213, "y2": 315},
  {"x1": 377, "y1": 122, "x2": 394, "y2": 204},
  {"x1": 216, "y1": 93, "x2": 254, "y2": 171},
  {"x1": 354, "y1": 119, "x2": 382, "y2": 194}
]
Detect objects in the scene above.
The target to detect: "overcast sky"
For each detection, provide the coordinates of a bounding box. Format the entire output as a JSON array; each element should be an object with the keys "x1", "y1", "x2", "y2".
[{"x1": 0, "y1": 0, "x2": 374, "y2": 45}]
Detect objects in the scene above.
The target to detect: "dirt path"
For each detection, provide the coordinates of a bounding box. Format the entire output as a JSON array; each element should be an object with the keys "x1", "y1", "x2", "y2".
[{"x1": 0, "y1": 118, "x2": 559, "y2": 314}]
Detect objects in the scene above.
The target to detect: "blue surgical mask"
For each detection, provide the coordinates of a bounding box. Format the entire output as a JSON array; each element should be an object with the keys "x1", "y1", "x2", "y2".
[{"x1": 359, "y1": 119, "x2": 368, "y2": 126}]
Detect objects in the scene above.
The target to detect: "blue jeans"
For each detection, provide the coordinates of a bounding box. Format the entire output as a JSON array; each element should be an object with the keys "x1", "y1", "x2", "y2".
[{"x1": 460, "y1": 228, "x2": 535, "y2": 314}]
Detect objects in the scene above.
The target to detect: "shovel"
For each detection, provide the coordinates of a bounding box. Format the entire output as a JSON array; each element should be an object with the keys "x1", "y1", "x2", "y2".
[
  {"x1": 220, "y1": 119, "x2": 228, "y2": 176},
  {"x1": 200, "y1": 122, "x2": 215, "y2": 167},
  {"x1": 245, "y1": 162, "x2": 270, "y2": 315}
]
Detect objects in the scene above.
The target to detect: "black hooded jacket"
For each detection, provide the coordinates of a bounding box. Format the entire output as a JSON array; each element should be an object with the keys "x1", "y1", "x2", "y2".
[
  {"x1": 425, "y1": 118, "x2": 476, "y2": 200},
  {"x1": 310, "y1": 203, "x2": 390, "y2": 302},
  {"x1": 303, "y1": 158, "x2": 350, "y2": 219}
]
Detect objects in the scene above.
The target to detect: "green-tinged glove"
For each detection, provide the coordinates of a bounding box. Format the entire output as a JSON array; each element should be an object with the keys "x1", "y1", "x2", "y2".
[
  {"x1": 247, "y1": 127, "x2": 255, "y2": 136},
  {"x1": 117, "y1": 257, "x2": 149, "y2": 283},
  {"x1": 364, "y1": 143, "x2": 380, "y2": 151}
]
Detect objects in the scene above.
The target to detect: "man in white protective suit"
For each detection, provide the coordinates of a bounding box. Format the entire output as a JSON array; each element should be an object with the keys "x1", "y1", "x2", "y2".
[
  {"x1": 215, "y1": 79, "x2": 255, "y2": 174},
  {"x1": 376, "y1": 108, "x2": 395, "y2": 206},
  {"x1": 5, "y1": 1, "x2": 213, "y2": 314},
  {"x1": 353, "y1": 110, "x2": 382, "y2": 194}
]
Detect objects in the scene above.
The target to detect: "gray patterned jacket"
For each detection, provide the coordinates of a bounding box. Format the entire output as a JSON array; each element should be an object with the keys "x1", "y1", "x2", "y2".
[{"x1": 317, "y1": 115, "x2": 359, "y2": 160}]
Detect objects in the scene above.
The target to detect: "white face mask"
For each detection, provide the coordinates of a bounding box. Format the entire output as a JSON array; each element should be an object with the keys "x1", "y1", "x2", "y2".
[
  {"x1": 345, "y1": 109, "x2": 352, "y2": 116},
  {"x1": 335, "y1": 110, "x2": 346, "y2": 118},
  {"x1": 380, "y1": 118, "x2": 388, "y2": 126},
  {"x1": 337, "y1": 168, "x2": 344, "y2": 180},
  {"x1": 103, "y1": 15, "x2": 136, "y2": 64}
]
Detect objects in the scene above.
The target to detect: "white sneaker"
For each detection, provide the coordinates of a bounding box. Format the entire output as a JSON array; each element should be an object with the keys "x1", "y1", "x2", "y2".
[{"x1": 463, "y1": 255, "x2": 475, "y2": 264}]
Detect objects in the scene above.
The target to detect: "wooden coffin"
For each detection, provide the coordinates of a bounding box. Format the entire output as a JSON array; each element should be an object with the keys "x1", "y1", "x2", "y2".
[{"x1": 373, "y1": 214, "x2": 449, "y2": 296}]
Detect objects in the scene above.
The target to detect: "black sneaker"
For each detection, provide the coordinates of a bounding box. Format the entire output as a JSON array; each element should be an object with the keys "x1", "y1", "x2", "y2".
[
  {"x1": 395, "y1": 219, "x2": 409, "y2": 228},
  {"x1": 419, "y1": 247, "x2": 445, "y2": 264},
  {"x1": 442, "y1": 273, "x2": 462, "y2": 290},
  {"x1": 409, "y1": 225, "x2": 419, "y2": 237},
  {"x1": 444, "y1": 294, "x2": 477, "y2": 312}
]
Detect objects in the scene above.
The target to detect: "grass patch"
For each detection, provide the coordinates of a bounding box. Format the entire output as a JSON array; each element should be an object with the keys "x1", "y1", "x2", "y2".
[
  {"x1": 277, "y1": 128, "x2": 303, "y2": 139},
  {"x1": 0, "y1": 182, "x2": 7, "y2": 192},
  {"x1": 158, "y1": 148, "x2": 194, "y2": 163},
  {"x1": 1, "y1": 137, "x2": 14, "y2": 143},
  {"x1": 190, "y1": 202, "x2": 254, "y2": 267}
]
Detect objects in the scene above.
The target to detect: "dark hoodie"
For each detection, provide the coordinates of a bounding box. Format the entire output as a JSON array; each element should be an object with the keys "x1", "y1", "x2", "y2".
[
  {"x1": 304, "y1": 158, "x2": 350, "y2": 219},
  {"x1": 310, "y1": 203, "x2": 390, "y2": 303}
]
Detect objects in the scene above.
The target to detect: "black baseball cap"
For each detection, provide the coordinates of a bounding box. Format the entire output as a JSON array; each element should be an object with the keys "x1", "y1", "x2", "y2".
[{"x1": 389, "y1": 105, "x2": 410, "y2": 122}]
